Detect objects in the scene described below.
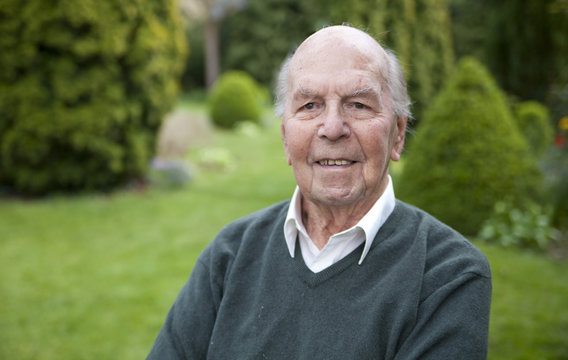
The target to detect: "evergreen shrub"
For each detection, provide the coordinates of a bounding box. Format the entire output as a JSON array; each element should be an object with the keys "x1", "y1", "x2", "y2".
[
  {"x1": 397, "y1": 57, "x2": 541, "y2": 235},
  {"x1": 0, "y1": 0, "x2": 187, "y2": 194},
  {"x1": 514, "y1": 101, "x2": 554, "y2": 156},
  {"x1": 208, "y1": 71, "x2": 263, "y2": 129}
]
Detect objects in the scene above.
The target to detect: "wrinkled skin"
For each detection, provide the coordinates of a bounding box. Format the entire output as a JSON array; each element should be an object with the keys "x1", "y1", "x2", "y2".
[{"x1": 281, "y1": 26, "x2": 407, "y2": 247}]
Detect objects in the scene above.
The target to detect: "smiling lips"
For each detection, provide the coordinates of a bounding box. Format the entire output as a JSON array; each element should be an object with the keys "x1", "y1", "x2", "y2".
[{"x1": 317, "y1": 159, "x2": 354, "y2": 166}]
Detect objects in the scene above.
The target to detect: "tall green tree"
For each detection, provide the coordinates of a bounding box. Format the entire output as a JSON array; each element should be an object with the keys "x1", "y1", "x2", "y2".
[
  {"x1": 449, "y1": 0, "x2": 490, "y2": 60},
  {"x1": 451, "y1": 0, "x2": 568, "y2": 112},
  {"x1": 486, "y1": 0, "x2": 555, "y2": 101},
  {"x1": 221, "y1": 0, "x2": 319, "y2": 86},
  {"x1": 383, "y1": 0, "x2": 416, "y2": 72},
  {"x1": 409, "y1": 0, "x2": 454, "y2": 120}
]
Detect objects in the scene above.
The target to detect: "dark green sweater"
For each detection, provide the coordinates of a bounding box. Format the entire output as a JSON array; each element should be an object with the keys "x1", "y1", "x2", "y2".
[{"x1": 147, "y1": 200, "x2": 491, "y2": 359}]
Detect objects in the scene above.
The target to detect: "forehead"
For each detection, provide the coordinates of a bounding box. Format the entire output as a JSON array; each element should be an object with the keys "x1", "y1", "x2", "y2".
[
  {"x1": 291, "y1": 74, "x2": 380, "y2": 102},
  {"x1": 287, "y1": 29, "x2": 386, "y2": 97},
  {"x1": 288, "y1": 52, "x2": 383, "y2": 103}
]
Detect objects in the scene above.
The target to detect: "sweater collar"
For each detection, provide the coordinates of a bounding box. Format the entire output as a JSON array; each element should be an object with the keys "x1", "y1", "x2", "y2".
[{"x1": 283, "y1": 175, "x2": 396, "y2": 265}]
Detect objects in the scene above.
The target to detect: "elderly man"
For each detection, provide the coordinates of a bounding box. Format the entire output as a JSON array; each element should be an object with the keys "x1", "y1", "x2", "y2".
[{"x1": 147, "y1": 25, "x2": 492, "y2": 359}]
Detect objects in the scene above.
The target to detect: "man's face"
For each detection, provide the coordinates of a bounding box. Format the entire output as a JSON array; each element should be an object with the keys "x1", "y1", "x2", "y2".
[{"x1": 281, "y1": 39, "x2": 406, "y2": 209}]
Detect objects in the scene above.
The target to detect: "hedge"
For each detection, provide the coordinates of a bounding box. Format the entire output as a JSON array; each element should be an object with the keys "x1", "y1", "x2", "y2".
[{"x1": 0, "y1": 0, "x2": 187, "y2": 194}]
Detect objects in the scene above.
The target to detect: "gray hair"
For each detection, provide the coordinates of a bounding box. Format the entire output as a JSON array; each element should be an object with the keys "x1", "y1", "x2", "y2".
[
  {"x1": 274, "y1": 55, "x2": 292, "y2": 118},
  {"x1": 274, "y1": 43, "x2": 412, "y2": 122}
]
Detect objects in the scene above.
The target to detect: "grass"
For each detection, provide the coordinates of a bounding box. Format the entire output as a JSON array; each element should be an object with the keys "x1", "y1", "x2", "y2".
[
  {"x1": 1, "y1": 104, "x2": 567, "y2": 359},
  {"x1": 482, "y1": 245, "x2": 568, "y2": 359}
]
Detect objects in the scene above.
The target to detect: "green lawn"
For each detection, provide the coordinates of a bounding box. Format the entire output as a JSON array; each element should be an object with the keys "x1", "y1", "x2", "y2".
[{"x1": 1, "y1": 111, "x2": 567, "y2": 359}]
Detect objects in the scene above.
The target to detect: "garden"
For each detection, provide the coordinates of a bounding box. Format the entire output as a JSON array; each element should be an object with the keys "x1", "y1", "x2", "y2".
[{"x1": 1, "y1": 0, "x2": 568, "y2": 359}]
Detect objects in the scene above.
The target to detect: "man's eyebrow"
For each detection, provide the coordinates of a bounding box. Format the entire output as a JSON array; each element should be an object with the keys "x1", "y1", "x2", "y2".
[
  {"x1": 349, "y1": 87, "x2": 379, "y2": 98},
  {"x1": 293, "y1": 87, "x2": 317, "y2": 100},
  {"x1": 292, "y1": 86, "x2": 381, "y2": 102}
]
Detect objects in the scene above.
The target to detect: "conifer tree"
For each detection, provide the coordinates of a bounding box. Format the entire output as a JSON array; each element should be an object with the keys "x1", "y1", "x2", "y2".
[{"x1": 397, "y1": 57, "x2": 541, "y2": 235}]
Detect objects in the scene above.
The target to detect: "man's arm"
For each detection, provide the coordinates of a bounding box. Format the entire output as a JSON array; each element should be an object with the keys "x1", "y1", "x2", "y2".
[
  {"x1": 394, "y1": 271, "x2": 492, "y2": 359},
  {"x1": 146, "y1": 258, "x2": 220, "y2": 359}
]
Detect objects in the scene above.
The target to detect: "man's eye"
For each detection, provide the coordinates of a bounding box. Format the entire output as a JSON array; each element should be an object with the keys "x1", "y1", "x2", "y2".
[
  {"x1": 353, "y1": 102, "x2": 366, "y2": 109},
  {"x1": 303, "y1": 103, "x2": 315, "y2": 110}
]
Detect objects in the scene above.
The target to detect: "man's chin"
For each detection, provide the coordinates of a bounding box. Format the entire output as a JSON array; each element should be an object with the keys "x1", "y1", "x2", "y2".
[{"x1": 308, "y1": 186, "x2": 362, "y2": 207}]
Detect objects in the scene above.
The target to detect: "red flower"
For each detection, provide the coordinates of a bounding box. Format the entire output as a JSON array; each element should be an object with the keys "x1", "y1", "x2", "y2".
[{"x1": 555, "y1": 134, "x2": 566, "y2": 148}]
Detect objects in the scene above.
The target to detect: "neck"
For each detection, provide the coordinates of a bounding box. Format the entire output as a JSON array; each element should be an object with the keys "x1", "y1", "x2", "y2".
[{"x1": 300, "y1": 194, "x2": 378, "y2": 249}]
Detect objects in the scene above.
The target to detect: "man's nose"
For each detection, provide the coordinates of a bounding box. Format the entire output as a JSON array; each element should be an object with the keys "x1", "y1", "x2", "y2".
[{"x1": 317, "y1": 106, "x2": 351, "y2": 141}]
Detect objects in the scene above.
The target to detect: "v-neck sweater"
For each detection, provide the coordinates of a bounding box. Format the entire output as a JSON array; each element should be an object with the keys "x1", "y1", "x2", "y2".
[{"x1": 147, "y1": 200, "x2": 492, "y2": 360}]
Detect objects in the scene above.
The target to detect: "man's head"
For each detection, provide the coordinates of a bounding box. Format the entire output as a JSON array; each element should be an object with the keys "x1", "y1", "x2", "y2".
[
  {"x1": 275, "y1": 26, "x2": 411, "y2": 122},
  {"x1": 278, "y1": 26, "x2": 410, "y2": 210}
]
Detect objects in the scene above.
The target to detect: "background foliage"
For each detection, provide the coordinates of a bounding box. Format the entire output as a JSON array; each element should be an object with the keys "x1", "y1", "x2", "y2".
[
  {"x1": 514, "y1": 101, "x2": 554, "y2": 157},
  {"x1": 207, "y1": 71, "x2": 264, "y2": 128},
  {"x1": 0, "y1": 0, "x2": 187, "y2": 194},
  {"x1": 450, "y1": 0, "x2": 568, "y2": 121},
  {"x1": 478, "y1": 200, "x2": 558, "y2": 250},
  {"x1": 397, "y1": 57, "x2": 541, "y2": 235},
  {"x1": 221, "y1": 0, "x2": 319, "y2": 87}
]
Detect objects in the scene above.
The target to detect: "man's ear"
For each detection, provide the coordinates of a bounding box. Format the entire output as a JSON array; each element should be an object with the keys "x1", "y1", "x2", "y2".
[
  {"x1": 391, "y1": 116, "x2": 407, "y2": 162},
  {"x1": 281, "y1": 122, "x2": 292, "y2": 166}
]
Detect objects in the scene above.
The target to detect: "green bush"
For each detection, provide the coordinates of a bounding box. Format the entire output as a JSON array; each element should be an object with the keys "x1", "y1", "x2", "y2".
[
  {"x1": 208, "y1": 71, "x2": 263, "y2": 129},
  {"x1": 478, "y1": 200, "x2": 559, "y2": 250},
  {"x1": 514, "y1": 101, "x2": 554, "y2": 156},
  {"x1": 0, "y1": 0, "x2": 187, "y2": 194},
  {"x1": 397, "y1": 57, "x2": 541, "y2": 235}
]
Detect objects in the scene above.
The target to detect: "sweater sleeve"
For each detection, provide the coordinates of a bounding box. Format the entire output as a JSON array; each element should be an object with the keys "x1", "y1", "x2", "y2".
[
  {"x1": 146, "y1": 256, "x2": 221, "y2": 360},
  {"x1": 393, "y1": 271, "x2": 492, "y2": 360}
]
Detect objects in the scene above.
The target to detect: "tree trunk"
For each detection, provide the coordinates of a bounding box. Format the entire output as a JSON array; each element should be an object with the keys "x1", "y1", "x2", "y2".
[{"x1": 204, "y1": 18, "x2": 220, "y2": 89}]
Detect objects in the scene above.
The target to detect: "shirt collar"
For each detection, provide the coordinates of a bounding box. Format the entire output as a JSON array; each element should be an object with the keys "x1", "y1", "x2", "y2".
[{"x1": 283, "y1": 175, "x2": 396, "y2": 265}]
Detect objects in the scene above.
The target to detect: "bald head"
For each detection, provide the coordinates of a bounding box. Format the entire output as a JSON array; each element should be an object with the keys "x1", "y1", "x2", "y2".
[
  {"x1": 275, "y1": 25, "x2": 411, "y2": 121},
  {"x1": 291, "y1": 26, "x2": 388, "y2": 72}
]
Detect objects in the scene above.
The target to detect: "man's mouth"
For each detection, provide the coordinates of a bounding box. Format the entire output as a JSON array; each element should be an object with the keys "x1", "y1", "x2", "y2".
[{"x1": 317, "y1": 159, "x2": 354, "y2": 166}]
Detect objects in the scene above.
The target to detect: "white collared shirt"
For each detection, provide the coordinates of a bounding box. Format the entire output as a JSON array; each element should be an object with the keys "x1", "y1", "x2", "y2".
[{"x1": 283, "y1": 175, "x2": 396, "y2": 273}]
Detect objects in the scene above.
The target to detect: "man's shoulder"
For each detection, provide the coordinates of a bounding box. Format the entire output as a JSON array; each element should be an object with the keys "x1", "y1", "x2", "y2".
[
  {"x1": 201, "y1": 200, "x2": 290, "y2": 258},
  {"x1": 391, "y1": 200, "x2": 491, "y2": 278},
  {"x1": 219, "y1": 200, "x2": 290, "y2": 235},
  {"x1": 389, "y1": 200, "x2": 464, "y2": 240},
  {"x1": 392, "y1": 200, "x2": 471, "y2": 243}
]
